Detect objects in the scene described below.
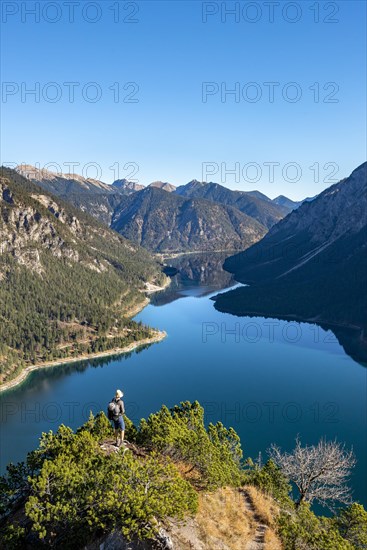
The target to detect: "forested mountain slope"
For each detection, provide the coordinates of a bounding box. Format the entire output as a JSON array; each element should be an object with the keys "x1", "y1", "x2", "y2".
[
  {"x1": 215, "y1": 163, "x2": 367, "y2": 349},
  {"x1": 0, "y1": 168, "x2": 166, "y2": 384},
  {"x1": 175, "y1": 180, "x2": 289, "y2": 228},
  {"x1": 111, "y1": 186, "x2": 267, "y2": 253}
]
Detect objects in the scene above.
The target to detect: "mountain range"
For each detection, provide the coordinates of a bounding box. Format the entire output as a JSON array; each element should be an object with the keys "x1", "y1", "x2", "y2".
[
  {"x1": 15, "y1": 165, "x2": 304, "y2": 253},
  {"x1": 0, "y1": 167, "x2": 166, "y2": 384},
  {"x1": 214, "y1": 162, "x2": 367, "y2": 360},
  {"x1": 111, "y1": 186, "x2": 267, "y2": 253},
  {"x1": 175, "y1": 180, "x2": 290, "y2": 229}
]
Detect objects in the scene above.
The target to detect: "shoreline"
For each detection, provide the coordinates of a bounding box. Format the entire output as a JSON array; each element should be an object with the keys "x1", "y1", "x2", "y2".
[
  {"x1": 0, "y1": 279, "x2": 171, "y2": 394},
  {"x1": 144, "y1": 278, "x2": 171, "y2": 294},
  {"x1": 123, "y1": 297, "x2": 150, "y2": 318},
  {"x1": 122, "y1": 277, "x2": 171, "y2": 318},
  {"x1": 212, "y1": 278, "x2": 366, "y2": 334},
  {"x1": 0, "y1": 330, "x2": 167, "y2": 394},
  {"x1": 157, "y1": 249, "x2": 239, "y2": 261},
  {"x1": 212, "y1": 289, "x2": 365, "y2": 334},
  {"x1": 212, "y1": 289, "x2": 367, "y2": 363}
]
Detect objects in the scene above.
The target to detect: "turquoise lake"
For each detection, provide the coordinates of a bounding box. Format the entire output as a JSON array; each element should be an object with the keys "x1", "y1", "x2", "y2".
[{"x1": 1, "y1": 254, "x2": 366, "y2": 509}]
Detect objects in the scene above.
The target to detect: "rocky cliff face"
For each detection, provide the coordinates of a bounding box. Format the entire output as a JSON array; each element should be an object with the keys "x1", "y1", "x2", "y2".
[
  {"x1": 16, "y1": 165, "x2": 113, "y2": 195},
  {"x1": 1, "y1": 178, "x2": 81, "y2": 273},
  {"x1": 15, "y1": 164, "x2": 125, "y2": 225},
  {"x1": 1, "y1": 170, "x2": 162, "y2": 278},
  {"x1": 112, "y1": 179, "x2": 145, "y2": 193}
]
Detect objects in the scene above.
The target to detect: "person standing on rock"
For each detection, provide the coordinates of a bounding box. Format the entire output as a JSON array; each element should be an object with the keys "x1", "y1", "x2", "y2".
[{"x1": 107, "y1": 389, "x2": 125, "y2": 447}]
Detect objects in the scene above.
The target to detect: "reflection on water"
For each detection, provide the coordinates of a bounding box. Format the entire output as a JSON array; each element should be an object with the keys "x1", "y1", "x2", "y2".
[
  {"x1": 152, "y1": 252, "x2": 236, "y2": 306},
  {"x1": 156, "y1": 253, "x2": 366, "y2": 366},
  {"x1": 328, "y1": 325, "x2": 367, "y2": 366},
  {"x1": 4, "y1": 345, "x2": 152, "y2": 397}
]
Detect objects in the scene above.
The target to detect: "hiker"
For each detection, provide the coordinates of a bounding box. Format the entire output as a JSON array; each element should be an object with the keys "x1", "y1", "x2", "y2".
[{"x1": 107, "y1": 389, "x2": 125, "y2": 447}]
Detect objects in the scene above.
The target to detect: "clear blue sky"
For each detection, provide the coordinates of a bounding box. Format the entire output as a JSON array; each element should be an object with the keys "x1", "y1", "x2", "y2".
[{"x1": 1, "y1": 0, "x2": 366, "y2": 199}]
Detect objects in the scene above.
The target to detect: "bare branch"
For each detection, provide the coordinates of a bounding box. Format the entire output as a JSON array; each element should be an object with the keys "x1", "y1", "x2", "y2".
[{"x1": 269, "y1": 438, "x2": 356, "y2": 510}]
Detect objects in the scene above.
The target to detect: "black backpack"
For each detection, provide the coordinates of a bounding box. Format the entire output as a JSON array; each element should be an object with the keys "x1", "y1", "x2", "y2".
[{"x1": 107, "y1": 400, "x2": 120, "y2": 420}]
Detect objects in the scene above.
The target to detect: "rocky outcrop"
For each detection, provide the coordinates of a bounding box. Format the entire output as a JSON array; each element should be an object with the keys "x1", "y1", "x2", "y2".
[
  {"x1": 16, "y1": 164, "x2": 113, "y2": 195},
  {"x1": 112, "y1": 179, "x2": 145, "y2": 193},
  {"x1": 0, "y1": 179, "x2": 77, "y2": 272},
  {"x1": 16, "y1": 164, "x2": 125, "y2": 225},
  {"x1": 86, "y1": 528, "x2": 173, "y2": 550}
]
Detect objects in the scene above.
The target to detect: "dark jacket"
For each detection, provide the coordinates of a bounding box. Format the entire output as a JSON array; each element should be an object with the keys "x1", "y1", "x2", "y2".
[{"x1": 113, "y1": 397, "x2": 125, "y2": 417}]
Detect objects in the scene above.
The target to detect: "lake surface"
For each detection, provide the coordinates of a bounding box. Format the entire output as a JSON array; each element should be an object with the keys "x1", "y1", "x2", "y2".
[{"x1": 1, "y1": 253, "x2": 366, "y2": 509}]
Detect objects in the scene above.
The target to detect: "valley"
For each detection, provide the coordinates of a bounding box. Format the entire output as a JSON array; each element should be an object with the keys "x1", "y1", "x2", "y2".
[{"x1": 3, "y1": 3, "x2": 366, "y2": 546}]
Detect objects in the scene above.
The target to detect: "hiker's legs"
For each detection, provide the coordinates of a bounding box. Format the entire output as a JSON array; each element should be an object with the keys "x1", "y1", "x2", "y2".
[
  {"x1": 115, "y1": 429, "x2": 124, "y2": 447},
  {"x1": 119, "y1": 416, "x2": 125, "y2": 445},
  {"x1": 113, "y1": 417, "x2": 125, "y2": 447}
]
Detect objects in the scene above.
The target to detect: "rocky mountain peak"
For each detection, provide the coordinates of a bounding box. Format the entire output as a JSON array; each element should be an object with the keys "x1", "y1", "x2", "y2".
[
  {"x1": 15, "y1": 164, "x2": 113, "y2": 194},
  {"x1": 112, "y1": 179, "x2": 145, "y2": 192},
  {"x1": 148, "y1": 181, "x2": 176, "y2": 192}
]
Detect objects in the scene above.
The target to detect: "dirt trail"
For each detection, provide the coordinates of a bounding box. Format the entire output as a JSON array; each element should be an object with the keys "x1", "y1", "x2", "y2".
[{"x1": 242, "y1": 489, "x2": 269, "y2": 550}]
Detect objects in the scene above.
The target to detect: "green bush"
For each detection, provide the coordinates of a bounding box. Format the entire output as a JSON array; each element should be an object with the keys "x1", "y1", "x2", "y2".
[
  {"x1": 76, "y1": 411, "x2": 113, "y2": 440},
  {"x1": 0, "y1": 524, "x2": 26, "y2": 550},
  {"x1": 1, "y1": 403, "x2": 366, "y2": 550},
  {"x1": 334, "y1": 503, "x2": 367, "y2": 548},
  {"x1": 138, "y1": 400, "x2": 243, "y2": 489},
  {"x1": 0, "y1": 420, "x2": 197, "y2": 548},
  {"x1": 25, "y1": 434, "x2": 197, "y2": 547},
  {"x1": 244, "y1": 459, "x2": 293, "y2": 508},
  {"x1": 277, "y1": 504, "x2": 354, "y2": 549}
]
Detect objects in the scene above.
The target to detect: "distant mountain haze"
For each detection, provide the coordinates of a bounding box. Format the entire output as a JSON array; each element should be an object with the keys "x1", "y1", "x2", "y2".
[{"x1": 273, "y1": 194, "x2": 316, "y2": 210}]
